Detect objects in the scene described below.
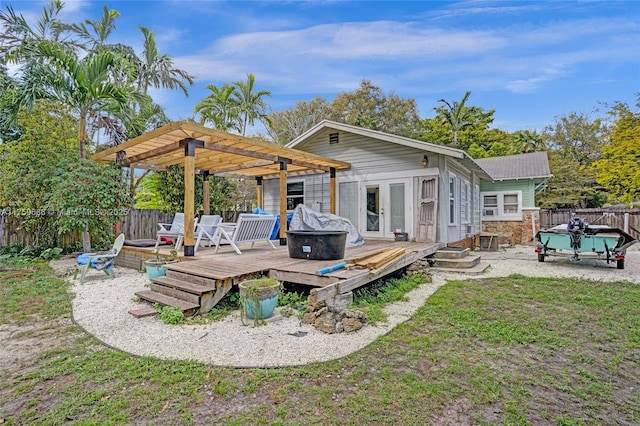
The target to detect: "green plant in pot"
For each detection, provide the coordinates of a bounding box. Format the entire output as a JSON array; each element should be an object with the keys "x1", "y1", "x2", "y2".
[
  {"x1": 144, "y1": 248, "x2": 178, "y2": 279},
  {"x1": 239, "y1": 277, "x2": 282, "y2": 326}
]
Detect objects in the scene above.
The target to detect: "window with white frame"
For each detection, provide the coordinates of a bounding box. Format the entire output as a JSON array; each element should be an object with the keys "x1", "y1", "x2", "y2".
[
  {"x1": 481, "y1": 191, "x2": 522, "y2": 220},
  {"x1": 286, "y1": 181, "x2": 304, "y2": 210},
  {"x1": 449, "y1": 174, "x2": 456, "y2": 225}
]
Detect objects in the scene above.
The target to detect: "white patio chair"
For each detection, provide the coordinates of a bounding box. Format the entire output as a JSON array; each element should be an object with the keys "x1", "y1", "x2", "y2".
[
  {"x1": 194, "y1": 214, "x2": 221, "y2": 253},
  {"x1": 212, "y1": 214, "x2": 277, "y2": 255},
  {"x1": 155, "y1": 213, "x2": 198, "y2": 250}
]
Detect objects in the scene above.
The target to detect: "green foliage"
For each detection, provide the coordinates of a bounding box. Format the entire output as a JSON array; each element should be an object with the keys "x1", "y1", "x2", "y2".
[
  {"x1": 40, "y1": 247, "x2": 63, "y2": 260},
  {"x1": 45, "y1": 161, "x2": 132, "y2": 242},
  {"x1": 592, "y1": 99, "x2": 640, "y2": 205},
  {"x1": 158, "y1": 306, "x2": 185, "y2": 325},
  {"x1": 0, "y1": 100, "x2": 79, "y2": 247},
  {"x1": 153, "y1": 165, "x2": 204, "y2": 213},
  {"x1": 537, "y1": 112, "x2": 611, "y2": 208}
]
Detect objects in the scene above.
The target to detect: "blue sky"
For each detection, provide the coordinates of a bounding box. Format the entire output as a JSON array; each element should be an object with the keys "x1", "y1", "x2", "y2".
[{"x1": 5, "y1": 0, "x2": 640, "y2": 135}]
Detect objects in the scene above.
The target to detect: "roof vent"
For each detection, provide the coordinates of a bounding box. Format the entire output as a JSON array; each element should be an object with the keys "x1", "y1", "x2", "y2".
[{"x1": 329, "y1": 133, "x2": 339, "y2": 144}]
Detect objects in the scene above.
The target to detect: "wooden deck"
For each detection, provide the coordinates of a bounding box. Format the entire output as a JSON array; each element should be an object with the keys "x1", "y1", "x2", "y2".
[{"x1": 121, "y1": 239, "x2": 442, "y2": 313}]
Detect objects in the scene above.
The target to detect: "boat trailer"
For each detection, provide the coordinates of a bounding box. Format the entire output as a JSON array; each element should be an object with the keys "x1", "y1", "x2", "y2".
[{"x1": 535, "y1": 217, "x2": 639, "y2": 269}]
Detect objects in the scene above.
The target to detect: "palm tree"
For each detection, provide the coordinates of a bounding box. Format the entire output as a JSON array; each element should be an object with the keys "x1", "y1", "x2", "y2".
[
  {"x1": 435, "y1": 91, "x2": 475, "y2": 148},
  {"x1": 511, "y1": 130, "x2": 546, "y2": 154},
  {"x1": 132, "y1": 26, "x2": 194, "y2": 96},
  {"x1": 232, "y1": 73, "x2": 272, "y2": 136},
  {"x1": 194, "y1": 83, "x2": 241, "y2": 132}
]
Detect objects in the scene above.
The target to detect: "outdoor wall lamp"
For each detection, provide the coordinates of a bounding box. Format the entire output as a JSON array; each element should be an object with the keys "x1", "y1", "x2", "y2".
[{"x1": 422, "y1": 155, "x2": 429, "y2": 167}]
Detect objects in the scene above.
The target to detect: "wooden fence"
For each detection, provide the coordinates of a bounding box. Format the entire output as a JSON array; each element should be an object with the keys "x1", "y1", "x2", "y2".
[
  {"x1": 539, "y1": 208, "x2": 640, "y2": 240},
  {"x1": 0, "y1": 208, "x2": 246, "y2": 249}
]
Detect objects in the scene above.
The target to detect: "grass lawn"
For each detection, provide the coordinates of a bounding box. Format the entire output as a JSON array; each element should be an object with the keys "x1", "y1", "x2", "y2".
[{"x1": 1, "y1": 259, "x2": 638, "y2": 425}]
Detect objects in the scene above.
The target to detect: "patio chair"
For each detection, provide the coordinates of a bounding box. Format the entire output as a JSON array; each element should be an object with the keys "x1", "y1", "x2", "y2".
[
  {"x1": 74, "y1": 233, "x2": 125, "y2": 284},
  {"x1": 194, "y1": 214, "x2": 221, "y2": 253},
  {"x1": 155, "y1": 213, "x2": 199, "y2": 250},
  {"x1": 213, "y1": 214, "x2": 277, "y2": 255}
]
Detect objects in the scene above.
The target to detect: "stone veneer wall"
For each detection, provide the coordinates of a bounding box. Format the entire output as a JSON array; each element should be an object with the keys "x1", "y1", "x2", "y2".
[{"x1": 482, "y1": 208, "x2": 540, "y2": 246}]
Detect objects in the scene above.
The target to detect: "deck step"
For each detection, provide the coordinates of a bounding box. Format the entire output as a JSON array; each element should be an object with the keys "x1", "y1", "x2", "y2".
[
  {"x1": 431, "y1": 254, "x2": 481, "y2": 269},
  {"x1": 435, "y1": 247, "x2": 470, "y2": 259},
  {"x1": 151, "y1": 276, "x2": 213, "y2": 295},
  {"x1": 149, "y1": 283, "x2": 201, "y2": 305},
  {"x1": 135, "y1": 290, "x2": 200, "y2": 315}
]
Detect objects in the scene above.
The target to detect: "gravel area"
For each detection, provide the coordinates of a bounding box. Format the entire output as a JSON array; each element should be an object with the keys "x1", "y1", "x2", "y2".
[{"x1": 63, "y1": 244, "x2": 640, "y2": 368}]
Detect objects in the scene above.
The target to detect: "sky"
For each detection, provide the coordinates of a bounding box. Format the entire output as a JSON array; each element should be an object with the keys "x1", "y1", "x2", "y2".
[{"x1": 3, "y1": 0, "x2": 639, "y2": 135}]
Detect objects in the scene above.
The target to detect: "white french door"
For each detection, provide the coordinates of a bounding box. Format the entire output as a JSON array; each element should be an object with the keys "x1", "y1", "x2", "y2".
[{"x1": 360, "y1": 178, "x2": 412, "y2": 239}]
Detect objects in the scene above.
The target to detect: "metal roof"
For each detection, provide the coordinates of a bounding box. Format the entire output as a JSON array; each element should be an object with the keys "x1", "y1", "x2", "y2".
[
  {"x1": 91, "y1": 121, "x2": 350, "y2": 178},
  {"x1": 473, "y1": 151, "x2": 552, "y2": 180}
]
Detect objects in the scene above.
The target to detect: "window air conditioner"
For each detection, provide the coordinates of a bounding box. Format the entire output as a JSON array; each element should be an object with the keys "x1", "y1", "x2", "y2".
[{"x1": 483, "y1": 208, "x2": 498, "y2": 217}]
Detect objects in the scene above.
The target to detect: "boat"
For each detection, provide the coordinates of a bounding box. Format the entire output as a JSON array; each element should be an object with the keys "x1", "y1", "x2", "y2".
[{"x1": 535, "y1": 217, "x2": 638, "y2": 269}]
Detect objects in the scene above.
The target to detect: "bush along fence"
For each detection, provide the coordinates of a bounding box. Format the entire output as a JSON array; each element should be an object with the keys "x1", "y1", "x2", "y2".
[{"x1": 539, "y1": 208, "x2": 640, "y2": 240}]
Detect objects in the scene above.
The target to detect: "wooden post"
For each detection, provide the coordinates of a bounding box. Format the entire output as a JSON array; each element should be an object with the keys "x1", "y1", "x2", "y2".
[
  {"x1": 182, "y1": 138, "x2": 203, "y2": 256},
  {"x1": 329, "y1": 167, "x2": 336, "y2": 214},
  {"x1": 256, "y1": 176, "x2": 263, "y2": 209},
  {"x1": 202, "y1": 171, "x2": 210, "y2": 215},
  {"x1": 278, "y1": 158, "x2": 291, "y2": 245}
]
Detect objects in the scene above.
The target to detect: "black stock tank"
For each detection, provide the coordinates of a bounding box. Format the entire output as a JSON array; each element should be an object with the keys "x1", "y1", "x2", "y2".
[{"x1": 286, "y1": 230, "x2": 348, "y2": 260}]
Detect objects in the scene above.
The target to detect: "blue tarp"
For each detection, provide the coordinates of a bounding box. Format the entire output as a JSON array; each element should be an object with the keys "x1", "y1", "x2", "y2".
[{"x1": 252, "y1": 207, "x2": 293, "y2": 240}]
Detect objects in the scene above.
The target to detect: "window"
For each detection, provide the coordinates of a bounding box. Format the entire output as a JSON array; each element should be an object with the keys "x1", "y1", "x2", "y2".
[
  {"x1": 481, "y1": 191, "x2": 522, "y2": 220},
  {"x1": 449, "y1": 174, "x2": 456, "y2": 225},
  {"x1": 287, "y1": 181, "x2": 304, "y2": 210}
]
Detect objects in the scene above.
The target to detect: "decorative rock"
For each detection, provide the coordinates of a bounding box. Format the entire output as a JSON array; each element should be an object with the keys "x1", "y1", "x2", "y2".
[
  {"x1": 314, "y1": 311, "x2": 337, "y2": 334},
  {"x1": 342, "y1": 317, "x2": 364, "y2": 332},
  {"x1": 335, "y1": 321, "x2": 344, "y2": 333}
]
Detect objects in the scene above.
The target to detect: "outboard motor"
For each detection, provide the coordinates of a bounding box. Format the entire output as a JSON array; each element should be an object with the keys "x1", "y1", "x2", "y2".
[{"x1": 567, "y1": 217, "x2": 585, "y2": 260}]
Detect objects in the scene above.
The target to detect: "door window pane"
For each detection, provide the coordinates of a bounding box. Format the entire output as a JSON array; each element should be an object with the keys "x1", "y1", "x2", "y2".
[
  {"x1": 389, "y1": 183, "x2": 405, "y2": 233},
  {"x1": 366, "y1": 186, "x2": 379, "y2": 231}
]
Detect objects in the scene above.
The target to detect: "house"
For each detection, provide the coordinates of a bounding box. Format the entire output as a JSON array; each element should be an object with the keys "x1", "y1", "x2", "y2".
[
  {"x1": 474, "y1": 151, "x2": 552, "y2": 245},
  {"x1": 261, "y1": 120, "x2": 494, "y2": 246}
]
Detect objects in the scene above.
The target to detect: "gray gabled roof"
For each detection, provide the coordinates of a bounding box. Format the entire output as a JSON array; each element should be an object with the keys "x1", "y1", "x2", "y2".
[
  {"x1": 287, "y1": 120, "x2": 493, "y2": 180},
  {"x1": 474, "y1": 151, "x2": 552, "y2": 180}
]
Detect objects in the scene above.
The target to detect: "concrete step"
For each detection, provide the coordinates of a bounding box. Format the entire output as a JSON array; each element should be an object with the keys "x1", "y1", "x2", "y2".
[
  {"x1": 430, "y1": 261, "x2": 491, "y2": 275},
  {"x1": 431, "y1": 254, "x2": 481, "y2": 269},
  {"x1": 435, "y1": 247, "x2": 470, "y2": 259},
  {"x1": 135, "y1": 290, "x2": 200, "y2": 316}
]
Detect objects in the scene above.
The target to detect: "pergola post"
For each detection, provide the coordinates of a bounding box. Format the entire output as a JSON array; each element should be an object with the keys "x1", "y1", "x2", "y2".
[
  {"x1": 182, "y1": 138, "x2": 203, "y2": 256},
  {"x1": 329, "y1": 167, "x2": 336, "y2": 214},
  {"x1": 201, "y1": 171, "x2": 210, "y2": 215},
  {"x1": 278, "y1": 158, "x2": 291, "y2": 246},
  {"x1": 256, "y1": 176, "x2": 263, "y2": 209}
]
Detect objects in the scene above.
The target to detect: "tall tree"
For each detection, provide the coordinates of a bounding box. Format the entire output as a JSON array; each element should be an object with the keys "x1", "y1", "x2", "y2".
[
  {"x1": 232, "y1": 73, "x2": 272, "y2": 136},
  {"x1": 329, "y1": 79, "x2": 420, "y2": 137},
  {"x1": 194, "y1": 83, "x2": 241, "y2": 132},
  {"x1": 266, "y1": 96, "x2": 332, "y2": 145},
  {"x1": 538, "y1": 112, "x2": 609, "y2": 208},
  {"x1": 435, "y1": 91, "x2": 475, "y2": 148},
  {"x1": 591, "y1": 99, "x2": 640, "y2": 205},
  {"x1": 132, "y1": 26, "x2": 194, "y2": 96}
]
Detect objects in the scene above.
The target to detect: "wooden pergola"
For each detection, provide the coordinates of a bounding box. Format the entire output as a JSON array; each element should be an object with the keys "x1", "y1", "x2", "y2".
[{"x1": 91, "y1": 121, "x2": 350, "y2": 256}]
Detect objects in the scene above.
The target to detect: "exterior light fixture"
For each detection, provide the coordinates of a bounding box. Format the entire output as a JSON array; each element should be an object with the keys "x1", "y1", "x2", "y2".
[{"x1": 422, "y1": 155, "x2": 428, "y2": 167}]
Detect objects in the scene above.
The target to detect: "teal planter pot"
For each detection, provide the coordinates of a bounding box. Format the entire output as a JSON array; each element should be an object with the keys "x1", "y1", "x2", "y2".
[
  {"x1": 145, "y1": 262, "x2": 167, "y2": 279},
  {"x1": 239, "y1": 278, "x2": 281, "y2": 324}
]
